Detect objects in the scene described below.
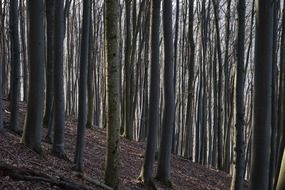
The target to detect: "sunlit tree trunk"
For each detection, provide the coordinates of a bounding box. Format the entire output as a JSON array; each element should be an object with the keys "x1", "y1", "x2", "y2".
[
  {"x1": 104, "y1": 0, "x2": 121, "y2": 188},
  {"x1": 232, "y1": 0, "x2": 246, "y2": 188}
]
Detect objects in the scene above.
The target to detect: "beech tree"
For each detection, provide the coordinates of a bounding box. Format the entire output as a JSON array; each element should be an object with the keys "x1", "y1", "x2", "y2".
[
  {"x1": 250, "y1": 0, "x2": 273, "y2": 189},
  {"x1": 0, "y1": 45, "x2": 2, "y2": 132},
  {"x1": 44, "y1": 0, "x2": 55, "y2": 127},
  {"x1": 74, "y1": 0, "x2": 91, "y2": 172},
  {"x1": 138, "y1": 0, "x2": 161, "y2": 186},
  {"x1": 53, "y1": 0, "x2": 66, "y2": 158},
  {"x1": 21, "y1": 0, "x2": 45, "y2": 153},
  {"x1": 156, "y1": 0, "x2": 175, "y2": 185},
  {"x1": 9, "y1": 0, "x2": 20, "y2": 133},
  {"x1": 104, "y1": 0, "x2": 121, "y2": 188},
  {"x1": 232, "y1": 0, "x2": 246, "y2": 188}
]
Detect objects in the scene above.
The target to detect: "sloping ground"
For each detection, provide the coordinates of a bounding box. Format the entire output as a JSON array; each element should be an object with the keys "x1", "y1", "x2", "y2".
[{"x1": 0, "y1": 100, "x2": 231, "y2": 190}]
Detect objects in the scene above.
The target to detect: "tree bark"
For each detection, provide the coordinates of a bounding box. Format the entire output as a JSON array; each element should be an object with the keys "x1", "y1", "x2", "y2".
[
  {"x1": 74, "y1": 0, "x2": 91, "y2": 172},
  {"x1": 104, "y1": 0, "x2": 121, "y2": 188},
  {"x1": 250, "y1": 0, "x2": 273, "y2": 189},
  {"x1": 53, "y1": 0, "x2": 66, "y2": 158},
  {"x1": 9, "y1": 0, "x2": 21, "y2": 133},
  {"x1": 21, "y1": 0, "x2": 45, "y2": 153},
  {"x1": 156, "y1": 0, "x2": 175, "y2": 185},
  {"x1": 138, "y1": 0, "x2": 161, "y2": 186}
]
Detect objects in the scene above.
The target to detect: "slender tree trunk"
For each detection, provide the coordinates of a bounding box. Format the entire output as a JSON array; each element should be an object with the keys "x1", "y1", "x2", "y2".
[
  {"x1": 9, "y1": 0, "x2": 21, "y2": 133},
  {"x1": 138, "y1": 0, "x2": 161, "y2": 186},
  {"x1": 156, "y1": 0, "x2": 175, "y2": 185},
  {"x1": 74, "y1": 0, "x2": 91, "y2": 172},
  {"x1": 232, "y1": 0, "x2": 246, "y2": 188},
  {"x1": 185, "y1": 0, "x2": 195, "y2": 160},
  {"x1": 0, "y1": 0, "x2": 3, "y2": 132},
  {"x1": 44, "y1": 0, "x2": 55, "y2": 127},
  {"x1": 87, "y1": 29, "x2": 95, "y2": 129},
  {"x1": 53, "y1": 0, "x2": 66, "y2": 158}
]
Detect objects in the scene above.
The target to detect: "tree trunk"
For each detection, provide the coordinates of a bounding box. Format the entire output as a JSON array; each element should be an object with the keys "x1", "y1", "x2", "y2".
[
  {"x1": 44, "y1": 0, "x2": 55, "y2": 127},
  {"x1": 21, "y1": 0, "x2": 45, "y2": 153},
  {"x1": 104, "y1": 0, "x2": 121, "y2": 188},
  {"x1": 250, "y1": 0, "x2": 273, "y2": 188},
  {"x1": 138, "y1": 0, "x2": 161, "y2": 186},
  {"x1": 156, "y1": 0, "x2": 175, "y2": 185},
  {"x1": 74, "y1": 0, "x2": 91, "y2": 172},
  {"x1": 9, "y1": 0, "x2": 21, "y2": 133},
  {"x1": 232, "y1": 0, "x2": 246, "y2": 188},
  {"x1": 53, "y1": 0, "x2": 66, "y2": 158}
]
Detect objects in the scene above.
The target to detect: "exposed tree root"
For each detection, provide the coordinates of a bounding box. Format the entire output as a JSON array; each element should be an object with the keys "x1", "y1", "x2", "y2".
[
  {"x1": 137, "y1": 175, "x2": 157, "y2": 190},
  {"x1": 0, "y1": 162, "x2": 111, "y2": 190}
]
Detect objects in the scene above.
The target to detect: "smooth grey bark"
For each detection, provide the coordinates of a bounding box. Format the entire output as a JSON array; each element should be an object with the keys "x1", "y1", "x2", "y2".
[
  {"x1": 74, "y1": 0, "x2": 91, "y2": 172},
  {"x1": 9, "y1": 0, "x2": 21, "y2": 133},
  {"x1": 212, "y1": 0, "x2": 224, "y2": 170},
  {"x1": 20, "y1": 0, "x2": 28, "y2": 102},
  {"x1": 184, "y1": 0, "x2": 195, "y2": 160},
  {"x1": 223, "y1": 0, "x2": 232, "y2": 173},
  {"x1": 269, "y1": 1, "x2": 279, "y2": 189},
  {"x1": 21, "y1": 0, "x2": 45, "y2": 153},
  {"x1": 138, "y1": 0, "x2": 161, "y2": 186},
  {"x1": 104, "y1": 0, "x2": 121, "y2": 188},
  {"x1": 44, "y1": 0, "x2": 55, "y2": 127},
  {"x1": 53, "y1": 0, "x2": 65, "y2": 158},
  {"x1": 232, "y1": 0, "x2": 246, "y2": 188},
  {"x1": 156, "y1": 0, "x2": 175, "y2": 185},
  {"x1": 123, "y1": 0, "x2": 133, "y2": 140},
  {"x1": 250, "y1": 0, "x2": 273, "y2": 189},
  {"x1": 86, "y1": 26, "x2": 95, "y2": 129}
]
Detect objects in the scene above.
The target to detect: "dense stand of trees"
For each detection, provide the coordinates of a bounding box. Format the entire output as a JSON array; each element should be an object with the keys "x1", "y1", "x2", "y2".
[{"x1": 0, "y1": 0, "x2": 285, "y2": 189}]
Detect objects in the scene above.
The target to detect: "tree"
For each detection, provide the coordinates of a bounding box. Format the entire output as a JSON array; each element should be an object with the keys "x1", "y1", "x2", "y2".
[
  {"x1": 44, "y1": 0, "x2": 55, "y2": 127},
  {"x1": 156, "y1": 0, "x2": 175, "y2": 185},
  {"x1": 74, "y1": 0, "x2": 91, "y2": 172},
  {"x1": 232, "y1": 0, "x2": 246, "y2": 188},
  {"x1": 53, "y1": 0, "x2": 66, "y2": 158},
  {"x1": 9, "y1": 0, "x2": 21, "y2": 133},
  {"x1": 104, "y1": 0, "x2": 121, "y2": 188},
  {"x1": 138, "y1": 0, "x2": 161, "y2": 186},
  {"x1": 21, "y1": 0, "x2": 45, "y2": 153},
  {"x1": 249, "y1": 0, "x2": 273, "y2": 189},
  {"x1": 184, "y1": 0, "x2": 195, "y2": 160},
  {"x1": 0, "y1": 44, "x2": 2, "y2": 132},
  {"x1": 123, "y1": 0, "x2": 133, "y2": 140},
  {"x1": 0, "y1": 0, "x2": 3, "y2": 132}
]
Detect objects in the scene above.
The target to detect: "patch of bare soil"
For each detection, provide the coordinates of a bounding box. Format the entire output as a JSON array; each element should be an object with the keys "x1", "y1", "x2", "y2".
[{"x1": 0, "y1": 100, "x2": 232, "y2": 190}]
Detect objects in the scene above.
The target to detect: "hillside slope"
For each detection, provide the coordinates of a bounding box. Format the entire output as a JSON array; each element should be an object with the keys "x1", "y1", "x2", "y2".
[{"x1": 0, "y1": 100, "x2": 231, "y2": 190}]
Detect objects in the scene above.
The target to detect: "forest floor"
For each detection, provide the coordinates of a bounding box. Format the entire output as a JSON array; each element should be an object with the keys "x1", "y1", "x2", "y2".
[{"x1": 0, "y1": 99, "x2": 233, "y2": 190}]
